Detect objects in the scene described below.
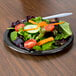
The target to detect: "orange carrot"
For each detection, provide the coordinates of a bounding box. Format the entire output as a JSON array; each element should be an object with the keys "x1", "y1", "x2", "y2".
[
  {"x1": 29, "y1": 20, "x2": 37, "y2": 25},
  {"x1": 51, "y1": 21, "x2": 65, "y2": 25},
  {"x1": 37, "y1": 37, "x2": 54, "y2": 46},
  {"x1": 24, "y1": 20, "x2": 64, "y2": 31},
  {"x1": 29, "y1": 20, "x2": 48, "y2": 27},
  {"x1": 38, "y1": 21, "x2": 48, "y2": 27}
]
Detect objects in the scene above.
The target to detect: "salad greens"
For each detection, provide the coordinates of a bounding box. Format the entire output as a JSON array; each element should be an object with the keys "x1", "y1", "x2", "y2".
[
  {"x1": 54, "y1": 21, "x2": 72, "y2": 40},
  {"x1": 59, "y1": 21, "x2": 72, "y2": 36},
  {"x1": 33, "y1": 41, "x2": 57, "y2": 51},
  {"x1": 31, "y1": 16, "x2": 50, "y2": 23},
  {"x1": 10, "y1": 31, "x2": 17, "y2": 41},
  {"x1": 33, "y1": 46, "x2": 42, "y2": 51},
  {"x1": 55, "y1": 33, "x2": 69, "y2": 40},
  {"x1": 10, "y1": 16, "x2": 72, "y2": 51},
  {"x1": 42, "y1": 41, "x2": 55, "y2": 51}
]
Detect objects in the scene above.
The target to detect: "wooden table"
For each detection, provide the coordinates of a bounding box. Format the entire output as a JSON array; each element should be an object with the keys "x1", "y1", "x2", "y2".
[{"x1": 0, "y1": 0, "x2": 76, "y2": 76}]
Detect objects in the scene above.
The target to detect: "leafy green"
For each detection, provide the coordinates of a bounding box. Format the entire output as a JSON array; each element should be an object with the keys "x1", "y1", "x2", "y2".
[
  {"x1": 23, "y1": 32, "x2": 32, "y2": 41},
  {"x1": 42, "y1": 41, "x2": 55, "y2": 51},
  {"x1": 32, "y1": 41, "x2": 57, "y2": 51},
  {"x1": 42, "y1": 19, "x2": 50, "y2": 24},
  {"x1": 17, "y1": 27, "x2": 37, "y2": 41},
  {"x1": 35, "y1": 27, "x2": 46, "y2": 40},
  {"x1": 18, "y1": 28, "x2": 24, "y2": 35},
  {"x1": 31, "y1": 16, "x2": 42, "y2": 23},
  {"x1": 10, "y1": 31, "x2": 17, "y2": 41},
  {"x1": 33, "y1": 41, "x2": 57, "y2": 51},
  {"x1": 32, "y1": 34, "x2": 36, "y2": 39},
  {"x1": 33, "y1": 21, "x2": 72, "y2": 51},
  {"x1": 55, "y1": 33, "x2": 69, "y2": 40},
  {"x1": 24, "y1": 22, "x2": 32, "y2": 25},
  {"x1": 54, "y1": 21, "x2": 72, "y2": 41},
  {"x1": 12, "y1": 17, "x2": 72, "y2": 51},
  {"x1": 59, "y1": 21, "x2": 72, "y2": 36},
  {"x1": 36, "y1": 33, "x2": 45, "y2": 40},
  {"x1": 33, "y1": 46, "x2": 42, "y2": 51},
  {"x1": 23, "y1": 31, "x2": 38, "y2": 41},
  {"x1": 31, "y1": 16, "x2": 50, "y2": 23}
]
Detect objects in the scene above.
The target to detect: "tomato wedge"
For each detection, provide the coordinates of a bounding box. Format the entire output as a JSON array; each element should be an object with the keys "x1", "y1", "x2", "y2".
[
  {"x1": 15, "y1": 24, "x2": 25, "y2": 31},
  {"x1": 24, "y1": 39, "x2": 37, "y2": 49},
  {"x1": 45, "y1": 24, "x2": 55, "y2": 31}
]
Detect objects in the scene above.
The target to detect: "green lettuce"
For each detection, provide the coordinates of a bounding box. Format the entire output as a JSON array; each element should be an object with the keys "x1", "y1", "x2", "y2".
[
  {"x1": 59, "y1": 21, "x2": 72, "y2": 36},
  {"x1": 33, "y1": 41, "x2": 57, "y2": 51},
  {"x1": 31, "y1": 16, "x2": 42, "y2": 23},
  {"x1": 10, "y1": 31, "x2": 17, "y2": 41},
  {"x1": 24, "y1": 22, "x2": 32, "y2": 25},
  {"x1": 42, "y1": 41, "x2": 55, "y2": 51},
  {"x1": 33, "y1": 46, "x2": 42, "y2": 51},
  {"x1": 55, "y1": 33, "x2": 69, "y2": 40},
  {"x1": 55, "y1": 21, "x2": 72, "y2": 40},
  {"x1": 31, "y1": 16, "x2": 50, "y2": 23}
]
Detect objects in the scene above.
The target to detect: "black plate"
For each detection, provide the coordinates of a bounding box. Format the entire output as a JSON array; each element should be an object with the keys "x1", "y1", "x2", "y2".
[{"x1": 4, "y1": 29, "x2": 74, "y2": 55}]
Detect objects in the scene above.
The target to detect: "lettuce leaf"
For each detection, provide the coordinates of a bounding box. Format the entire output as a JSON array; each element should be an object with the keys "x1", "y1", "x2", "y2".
[
  {"x1": 18, "y1": 28, "x2": 24, "y2": 35},
  {"x1": 55, "y1": 21, "x2": 72, "y2": 40},
  {"x1": 42, "y1": 41, "x2": 55, "y2": 51},
  {"x1": 24, "y1": 22, "x2": 32, "y2": 25},
  {"x1": 10, "y1": 31, "x2": 17, "y2": 41},
  {"x1": 35, "y1": 33, "x2": 45, "y2": 40},
  {"x1": 23, "y1": 32, "x2": 32, "y2": 41},
  {"x1": 31, "y1": 16, "x2": 42, "y2": 23},
  {"x1": 31, "y1": 16, "x2": 50, "y2": 23},
  {"x1": 55, "y1": 33, "x2": 69, "y2": 40},
  {"x1": 33, "y1": 41, "x2": 57, "y2": 51},
  {"x1": 33, "y1": 46, "x2": 42, "y2": 51},
  {"x1": 42, "y1": 19, "x2": 50, "y2": 24},
  {"x1": 59, "y1": 21, "x2": 72, "y2": 36}
]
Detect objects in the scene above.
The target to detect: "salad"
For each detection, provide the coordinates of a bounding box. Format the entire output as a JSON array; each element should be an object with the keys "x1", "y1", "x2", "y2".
[{"x1": 8, "y1": 16, "x2": 72, "y2": 51}]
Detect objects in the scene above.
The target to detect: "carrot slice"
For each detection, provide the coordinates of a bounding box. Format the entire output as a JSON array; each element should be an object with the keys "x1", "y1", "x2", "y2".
[
  {"x1": 24, "y1": 20, "x2": 64, "y2": 31},
  {"x1": 29, "y1": 20, "x2": 37, "y2": 25},
  {"x1": 38, "y1": 21, "x2": 48, "y2": 27},
  {"x1": 37, "y1": 37, "x2": 54, "y2": 46},
  {"x1": 51, "y1": 21, "x2": 65, "y2": 25},
  {"x1": 29, "y1": 20, "x2": 48, "y2": 27}
]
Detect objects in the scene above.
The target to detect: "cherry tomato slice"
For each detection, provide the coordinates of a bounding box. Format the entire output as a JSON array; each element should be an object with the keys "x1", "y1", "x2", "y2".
[
  {"x1": 15, "y1": 24, "x2": 25, "y2": 31},
  {"x1": 45, "y1": 24, "x2": 55, "y2": 31},
  {"x1": 24, "y1": 39, "x2": 37, "y2": 49}
]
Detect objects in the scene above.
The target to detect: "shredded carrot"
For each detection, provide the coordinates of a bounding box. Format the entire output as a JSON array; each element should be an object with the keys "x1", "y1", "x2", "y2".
[
  {"x1": 38, "y1": 21, "x2": 48, "y2": 27},
  {"x1": 29, "y1": 20, "x2": 48, "y2": 27},
  {"x1": 24, "y1": 20, "x2": 64, "y2": 31},
  {"x1": 29, "y1": 20, "x2": 37, "y2": 25},
  {"x1": 37, "y1": 37, "x2": 54, "y2": 46},
  {"x1": 51, "y1": 21, "x2": 65, "y2": 25}
]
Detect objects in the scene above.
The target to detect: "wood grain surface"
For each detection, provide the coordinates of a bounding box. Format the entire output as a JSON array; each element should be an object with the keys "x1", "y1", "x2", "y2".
[{"x1": 0, "y1": 0, "x2": 76, "y2": 76}]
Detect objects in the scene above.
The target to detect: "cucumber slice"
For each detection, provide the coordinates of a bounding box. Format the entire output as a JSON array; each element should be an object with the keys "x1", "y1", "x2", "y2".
[{"x1": 24, "y1": 25, "x2": 40, "y2": 33}]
